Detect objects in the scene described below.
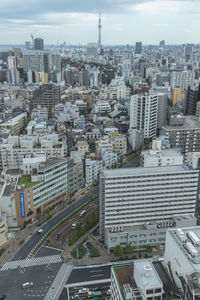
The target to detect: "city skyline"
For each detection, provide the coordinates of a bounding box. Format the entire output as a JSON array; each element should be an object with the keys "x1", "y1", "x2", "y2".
[{"x1": 1, "y1": 0, "x2": 200, "y2": 45}]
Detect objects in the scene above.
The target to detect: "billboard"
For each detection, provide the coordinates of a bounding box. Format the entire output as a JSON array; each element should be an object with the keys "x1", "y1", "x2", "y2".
[{"x1": 20, "y1": 193, "x2": 25, "y2": 218}]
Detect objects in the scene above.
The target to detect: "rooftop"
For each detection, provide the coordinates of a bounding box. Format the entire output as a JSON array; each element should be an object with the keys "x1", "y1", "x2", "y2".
[
  {"x1": 3, "y1": 181, "x2": 16, "y2": 197},
  {"x1": 38, "y1": 157, "x2": 67, "y2": 171},
  {"x1": 163, "y1": 116, "x2": 200, "y2": 131},
  {"x1": 18, "y1": 175, "x2": 37, "y2": 188},
  {"x1": 103, "y1": 164, "x2": 197, "y2": 178}
]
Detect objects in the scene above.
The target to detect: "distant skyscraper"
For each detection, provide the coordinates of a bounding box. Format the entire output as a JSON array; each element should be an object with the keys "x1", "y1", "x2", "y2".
[
  {"x1": 98, "y1": 13, "x2": 102, "y2": 49},
  {"x1": 7, "y1": 56, "x2": 20, "y2": 85},
  {"x1": 135, "y1": 42, "x2": 142, "y2": 55},
  {"x1": 159, "y1": 40, "x2": 165, "y2": 48},
  {"x1": 185, "y1": 44, "x2": 193, "y2": 62},
  {"x1": 87, "y1": 43, "x2": 97, "y2": 57},
  {"x1": 34, "y1": 38, "x2": 44, "y2": 50},
  {"x1": 25, "y1": 41, "x2": 31, "y2": 49}
]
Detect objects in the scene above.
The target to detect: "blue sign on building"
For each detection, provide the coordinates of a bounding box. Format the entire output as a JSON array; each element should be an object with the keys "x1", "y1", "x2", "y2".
[{"x1": 20, "y1": 193, "x2": 25, "y2": 218}]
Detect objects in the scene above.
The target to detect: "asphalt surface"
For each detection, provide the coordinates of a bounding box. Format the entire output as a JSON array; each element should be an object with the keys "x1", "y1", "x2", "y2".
[
  {"x1": 12, "y1": 185, "x2": 99, "y2": 261},
  {"x1": 68, "y1": 266, "x2": 111, "y2": 284},
  {"x1": 0, "y1": 262, "x2": 62, "y2": 300}
]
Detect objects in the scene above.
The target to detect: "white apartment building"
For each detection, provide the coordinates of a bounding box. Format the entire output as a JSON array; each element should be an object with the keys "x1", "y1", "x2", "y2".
[
  {"x1": 110, "y1": 135, "x2": 127, "y2": 155},
  {"x1": 76, "y1": 141, "x2": 89, "y2": 157},
  {"x1": 161, "y1": 116, "x2": 200, "y2": 158},
  {"x1": 170, "y1": 70, "x2": 195, "y2": 90},
  {"x1": 0, "y1": 134, "x2": 65, "y2": 170},
  {"x1": 95, "y1": 137, "x2": 113, "y2": 157},
  {"x1": 0, "y1": 209, "x2": 8, "y2": 247},
  {"x1": 94, "y1": 101, "x2": 111, "y2": 114},
  {"x1": 101, "y1": 149, "x2": 118, "y2": 168},
  {"x1": 165, "y1": 226, "x2": 200, "y2": 299},
  {"x1": 31, "y1": 105, "x2": 48, "y2": 122},
  {"x1": 141, "y1": 138, "x2": 183, "y2": 167},
  {"x1": 100, "y1": 77, "x2": 130, "y2": 100},
  {"x1": 130, "y1": 93, "x2": 158, "y2": 139},
  {"x1": 53, "y1": 102, "x2": 79, "y2": 124},
  {"x1": 85, "y1": 158, "x2": 102, "y2": 185},
  {"x1": 0, "y1": 113, "x2": 27, "y2": 135},
  {"x1": 99, "y1": 163, "x2": 199, "y2": 246}
]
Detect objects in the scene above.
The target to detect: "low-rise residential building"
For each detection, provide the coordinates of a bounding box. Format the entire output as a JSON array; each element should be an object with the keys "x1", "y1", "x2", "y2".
[
  {"x1": 141, "y1": 138, "x2": 183, "y2": 167},
  {"x1": 110, "y1": 134, "x2": 127, "y2": 155},
  {"x1": 76, "y1": 141, "x2": 89, "y2": 157},
  {"x1": 0, "y1": 113, "x2": 27, "y2": 135},
  {"x1": 94, "y1": 100, "x2": 111, "y2": 114},
  {"x1": 85, "y1": 158, "x2": 102, "y2": 186},
  {"x1": 95, "y1": 137, "x2": 113, "y2": 157},
  {"x1": 101, "y1": 149, "x2": 118, "y2": 168},
  {"x1": 31, "y1": 105, "x2": 48, "y2": 122},
  {"x1": 0, "y1": 134, "x2": 66, "y2": 170}
]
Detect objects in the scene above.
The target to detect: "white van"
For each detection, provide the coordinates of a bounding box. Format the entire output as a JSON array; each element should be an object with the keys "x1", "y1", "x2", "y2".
[
  {"x1": 72, "y1": 223, "x2": 76, "y2": 229},
  {"x1": 22, "y1": 282, "x2": 33, "y2": 289}
]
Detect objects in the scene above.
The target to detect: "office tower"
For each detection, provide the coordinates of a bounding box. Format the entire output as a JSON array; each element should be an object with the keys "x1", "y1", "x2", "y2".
[
  {"x1": 25, "y1": 41, "x2": 31, "y2": 49},
  {"x1": 30, "y1": 84, "x2": 60, "y2": 118},
  {"x1": 98, "y1": 12, "x2": 102, "y2": 49},
  {"x1": 162, "y1": 115, "x2": 200, "y2": 158},
  {"x1": 186, "y1": 83, "x2": 200, "y2": 115},
  {"x1": 99, "y1": 156, "x2": 199, "y2": 247},
  {"x1": 87, "y1": 43, "x2": 97, "y2": 57},
  {"x1": 23, "y1": 50, "x2": 44, "y2": 72},
  {"x1": 135, "y1": 42, "x2": 142, "y2": 55},
  {"x1": 159, "y1": 40, "x2": 165, "y2": 48},
  {"x1": 171, "y1": 70, "x2": 195, "y2": 90},
  {"x1": 6, "y1": 56, "x2": 20, "y2": 85},
  {"x1": 185, "y1": 43, "x2": 193, "y2": 62},
  {"x1": 34, "y1": 37, "x2": 44, "y2": 50},
  {"x1": 14, "y1": 48, "x2": 23, "y2": 68},
  {"x1": 157, "y1": 92, "x2": 168, "y2": 129},
  {"x1": 130, "y1": 93, "x2": 158, "y2": 139}
]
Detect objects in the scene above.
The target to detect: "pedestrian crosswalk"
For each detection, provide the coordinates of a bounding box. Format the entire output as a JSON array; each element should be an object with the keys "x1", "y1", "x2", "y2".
[{"x1": 1, "y1": 255, "x2": 62, "y2": 270}]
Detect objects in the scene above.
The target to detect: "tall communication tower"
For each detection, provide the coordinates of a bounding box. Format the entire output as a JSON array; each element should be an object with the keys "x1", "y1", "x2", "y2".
[{"x1": 98, "y1": 12, "x2": 102, "y2": 49}]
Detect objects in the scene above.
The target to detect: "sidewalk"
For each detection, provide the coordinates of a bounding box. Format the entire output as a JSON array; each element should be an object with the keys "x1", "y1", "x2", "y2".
[{"x1": 62, "y1": 228, "x2": 110, "y2": 266}]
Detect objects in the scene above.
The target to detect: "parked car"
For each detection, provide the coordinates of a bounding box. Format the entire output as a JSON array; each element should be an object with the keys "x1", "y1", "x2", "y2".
[
  {"x1": 79, "y1": 288, "x2": 89, "y2": 294},
  {"x1": 22, "y1": 282, "x2": 33, "y2": 289}
]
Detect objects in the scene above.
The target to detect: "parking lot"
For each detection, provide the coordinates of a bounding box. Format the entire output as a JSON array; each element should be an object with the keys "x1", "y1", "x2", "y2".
[{"x1": 68, "y1": 282, "x2": 111, "y2": 300}]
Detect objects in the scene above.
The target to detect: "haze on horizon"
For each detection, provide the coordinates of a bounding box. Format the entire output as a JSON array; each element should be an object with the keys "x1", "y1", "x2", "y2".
[{"x1": 1, "y1": 0, "x2": 200, "y2": 45}]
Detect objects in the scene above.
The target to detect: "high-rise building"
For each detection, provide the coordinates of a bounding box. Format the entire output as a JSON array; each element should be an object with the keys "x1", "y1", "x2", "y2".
[
  {"x1": 30, "y1": 84, "x2": 60, "y2": 118},
  {"x1": 185, "y1": 43, "x2": 193, "y2": 62},
  {"x1": 98, "y1": 12, "x2": 102, "y2": 49},
  {"x1": 159, "y1": 40, "x2": 165, "y2": 48},
  {"x1": 130, "y1": 93, "x2": 158, "y2": 139},
  {"x1": 135, "y1": 42, "x2": 142, "y2": 55},
  {"x1": 186, "y1": 83, "x2": 200, "y2": 115},
  {"x1": 157, "y1": 92, "x2": 168, "y2": 129},
  {"x1": 25, "y1": 41, "x2": 31, "y2": 49},
  {"x1": 99, "y1": 152, "x2": 199, "y2": 248},
  {"x1": 34, "y1": 37, "x2": 44, "y2": 50},
  {"x1": 6, "y1": 56, "x2": 20, "y2": 85},
  {"x1": 87, "y1": 43, "x2": 97, "y2": 57},
  {"x1": 170, "y1": 70, "x2": 195, "y2": 90},
  {"x1": 162, "y1": 115, "x2": 200, "y2": 158}
]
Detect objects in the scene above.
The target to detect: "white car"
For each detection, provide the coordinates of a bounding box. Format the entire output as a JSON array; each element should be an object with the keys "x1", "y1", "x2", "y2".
[
  {"x1": 107, "y1": 289, "x2": 111, "y2": 295},
  {"x1": 37, "y1": 229, "x2": 43, "y2": 233},
  {"x1": 79, "y1": 288, "x2": 89, "y2": 294}
]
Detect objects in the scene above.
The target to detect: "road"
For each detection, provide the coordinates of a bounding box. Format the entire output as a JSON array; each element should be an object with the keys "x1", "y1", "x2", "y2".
[
  {"x1": 12, "y1": 185, "x2": 99, "y2": 261},
  {"x1": 11, "y1": 154, "x2": 140, "y2": 261}
]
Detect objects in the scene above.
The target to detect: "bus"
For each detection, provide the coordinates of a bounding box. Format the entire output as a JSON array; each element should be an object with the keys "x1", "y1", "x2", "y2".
[
  {"x1": 88, "y1": 291, "x2": 102, "y2": 298},
  {"x1": 79, "y1": 210, "x2": 86, "y2": 217}
]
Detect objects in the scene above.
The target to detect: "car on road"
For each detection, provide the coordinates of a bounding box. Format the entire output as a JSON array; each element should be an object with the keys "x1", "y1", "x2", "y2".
[
  {"x1": 0, "y1": 295, "x2": 6, "y2": 300},
  {"x1": 107, "y1": 289, "x2": 111, "y2": 295},
  {"x1": 79, "y1": 288, "x2": 89, "y2": 294},
  {"x1": 71, "y1": 295, "x2": 80, "y2": 299},
  {"x1": 22, "y1": 282, "x2": 33, "y2": 289},
  {"x1": 37, "y1": 229, "x2": 43, "y2": 233},
  {"x1": 92, "y1": 286, "x2": 102, "y2": 291}
]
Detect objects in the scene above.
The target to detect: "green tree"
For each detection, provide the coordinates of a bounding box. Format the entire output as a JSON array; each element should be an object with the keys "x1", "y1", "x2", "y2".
[
  {"x1": 114, "y1": 244, "x2": 124, "y2": 257},
  {"x1": 146, "y1": 245, "x2": 152, "y2": 253}
]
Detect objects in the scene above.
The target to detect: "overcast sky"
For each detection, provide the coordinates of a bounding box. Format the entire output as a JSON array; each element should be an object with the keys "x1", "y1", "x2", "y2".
[{"x1": 0, "y1": 0, "x2": 200, "y2": 45}]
